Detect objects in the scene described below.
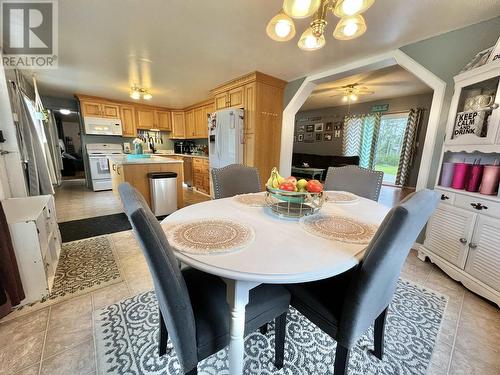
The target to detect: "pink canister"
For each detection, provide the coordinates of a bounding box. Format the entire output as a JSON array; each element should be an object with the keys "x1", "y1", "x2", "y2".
[
  {"x1": 479, "y1": 165, "x2": 500, "y2": 195},
  {"x1": 465, "y1": 165, "x2": 484, "y2": 192},
  {"x1": 452, "y1": 163, "x2": 471, "y2": 190}
]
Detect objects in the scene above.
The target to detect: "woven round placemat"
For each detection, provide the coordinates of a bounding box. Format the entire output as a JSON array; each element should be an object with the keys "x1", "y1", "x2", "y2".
[
  {"x1": 166, "y1": 219, "x2": 255, "y2": 254},
  {"x1": 300, "y1": 214, "x2": 378, "y2": 244},
  {"x1": 233, "y1": 193, "x2": 268, "y2": 207},
  {"x1": 325, "y1": 191, "x2": 360, "y2": 203}
]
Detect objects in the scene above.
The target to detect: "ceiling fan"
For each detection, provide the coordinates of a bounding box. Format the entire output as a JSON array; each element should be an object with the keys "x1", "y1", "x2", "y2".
[{"x1": 324, "y1": 83, "x2": 374, "y2": 102}]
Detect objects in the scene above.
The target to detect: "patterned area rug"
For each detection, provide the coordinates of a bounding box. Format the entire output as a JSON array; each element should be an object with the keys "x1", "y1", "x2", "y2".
[
  {"x1": 94, "y1": 279, "x2": 446, "y2": 375},
  {"x1": 6, "y1": 236, "x2": 122, "y2": 320}
]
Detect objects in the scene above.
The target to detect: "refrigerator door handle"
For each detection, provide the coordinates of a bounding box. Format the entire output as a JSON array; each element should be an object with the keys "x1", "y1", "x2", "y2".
[{"x1": 240, "y1": 128, "x2": 244, "y2": 144}]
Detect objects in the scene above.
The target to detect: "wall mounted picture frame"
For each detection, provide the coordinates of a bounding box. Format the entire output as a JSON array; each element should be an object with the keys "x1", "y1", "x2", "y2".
[
  {"x1": 324, "y1": 133, "x2": 333, "y2": 141},
  {"x1": 314, "y1": 123, "x2": 324, "y2": 132},
  {"x1": 325, "y1": 122, "x2": 333, "y2": 132},
  {"x1": 306, "y1": 125, "x2": 314, "y2": 132},
  {"x1": 304, "y1": 133, "x2": 315, "y2": 142},
  {"x1": 297, "y1": 125, "x2": 305, "y2": 132},
  {"x1": 334, "y1": 130, "x2": 341, "y2": 138},
  {"x1": 297, "y1": 134, "x2": 304, "y2": 142},
  {"x1": 334, "y1": 121, "x2": 343, "y2": 130},
  {"x1": 316, "y1": 133, "x2": 322, "y2": 141}
]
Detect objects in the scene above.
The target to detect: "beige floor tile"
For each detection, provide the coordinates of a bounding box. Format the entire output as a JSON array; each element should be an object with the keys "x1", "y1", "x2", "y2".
[
  {"x1": 449, "y1": 348, "x2": 500, "y2": 375},
  {"x1": 13, "y1": 363, "x2": 40, "y2": 375},
  {"x1": 43, "y1": 317, "x2": 92, "y2": 358},
  {"x1": 40, "y1": 339, "x2": 95, "y2": 375},
  {"x1": 92, "y1": 282, "x2": 131, "y2": 310},
  {"x1": 48, "y1": 294, "x2": 92, "y2": 329},
  {"x1": 454, "y1": 325, "x2": 500, "y2": 369},
  {"x1": 461, "y1": 291, "x2": 500, "y2": 322},
  {"x1": 0, "y1": 333, "x2": 44, "y2": 375},
  {"x1": 428, "y1": 337, "x2": 453, "y2": 374},
  {"x1": 425, "y1": 268, "x2": 465, "y2": 293},
  {"x1": 0, "y1": 308, "x2": 49, "y2": 347}
]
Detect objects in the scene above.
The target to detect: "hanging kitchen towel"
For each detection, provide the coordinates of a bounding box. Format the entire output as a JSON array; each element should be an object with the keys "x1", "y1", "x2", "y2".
[
  {"x1": 0, "y1": 204, "x2": 25, "y2": 317},
  {"x1": 99, "y1": 158, "x2": 109, "y2": 172}
]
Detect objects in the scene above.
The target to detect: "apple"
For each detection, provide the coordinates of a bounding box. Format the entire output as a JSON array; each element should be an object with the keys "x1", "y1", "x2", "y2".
[
  {"x1": 279, "y1": 182, "x2": 296, "y2": 192},
  {"x1": 306, "y1": 179, "x2": 323, "y2": 193},
  {"x1": 296, "y1": 179, "x2": 308, "y2": 192},
  {"x1": 284, "y1": 176, "x2": 297, "y2": 186}
]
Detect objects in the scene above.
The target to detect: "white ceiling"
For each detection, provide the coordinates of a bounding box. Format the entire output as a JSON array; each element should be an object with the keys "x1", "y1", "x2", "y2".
[
  {"x1": 301, "y1": 65, "x2": 433, "y2": 110},
  {"x1": 29, "y1": 0, "x2": 500, "y2": 109}
]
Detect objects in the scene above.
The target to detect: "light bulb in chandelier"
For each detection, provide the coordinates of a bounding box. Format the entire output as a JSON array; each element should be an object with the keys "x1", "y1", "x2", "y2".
[
  {"x1": 283, "y1": 0, "x2": 321, "y2": 19},
  {"x1": 298, "y1": 27, "x2": 325, "y2": 51},
  {"x1": 350, "y1": 93, "x2": 358, "y2": 101},
  {"x1": 266, "y1": 11, "x2": 296, "y2": 41},
  {"x1": 333, "y1": 15, "x2": 367, "y2": 40},
  {"x1": 333, "y1": 0, "x2": 375, "y2": 17},
  {"x1": 143, "y1": 92, "x2": 152, "y2": 100},
  {"x1": 130, "y1": 89, "x2": 141, "y2": 100},
  {"x1": 342, "y1": 96, "x2": 349, "y2": 102}
]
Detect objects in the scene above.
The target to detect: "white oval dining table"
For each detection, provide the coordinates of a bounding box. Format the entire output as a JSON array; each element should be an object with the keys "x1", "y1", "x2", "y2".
[{"x1": 161, "y1": 193, "x2": 390, "y2": 375}]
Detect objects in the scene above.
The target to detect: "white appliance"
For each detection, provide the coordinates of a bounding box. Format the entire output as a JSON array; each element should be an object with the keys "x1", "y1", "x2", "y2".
[
  {"x1": 86, "y1": 143, "x2": 123, "y2": 191},
  {"x1": 208, "y1": 108, "x2": 244, "y2": 169},
  {"x1": 84, "y1": 117, "x2": 123, "y2": 136}
]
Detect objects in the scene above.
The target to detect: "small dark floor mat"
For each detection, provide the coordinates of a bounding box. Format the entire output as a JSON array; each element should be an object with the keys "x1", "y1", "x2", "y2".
[{"x1": 59, "y1": 213, "x2": 132, "y2": 242}]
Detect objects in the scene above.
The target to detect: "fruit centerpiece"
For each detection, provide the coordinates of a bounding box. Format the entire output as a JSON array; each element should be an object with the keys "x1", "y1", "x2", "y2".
[{"x1": 265, "y1": 167, "x2": 325, "y2": 218}]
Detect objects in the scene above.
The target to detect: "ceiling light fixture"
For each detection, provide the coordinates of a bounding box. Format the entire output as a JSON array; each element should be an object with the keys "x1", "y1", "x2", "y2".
[
  {"x1": 130, "y1": 86, "x2": 152, "y2": 100},
  {"x1": 267, "y1": 0, "x2": 375, "y2": 51},
  {"x1": 59, "y1": 109, "x2": 71, "y2": 115}
]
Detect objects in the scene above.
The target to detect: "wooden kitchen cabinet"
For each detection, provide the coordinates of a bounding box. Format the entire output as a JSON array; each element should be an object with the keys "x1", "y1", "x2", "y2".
[
  {"x1": 185, "y1": 110, "x2": 195, "y2": 138},
  {"x1": 194, "y1": 106, "x2": 206, "y2": 138},
  {"x1": 156, "y1": 110, "x2": 172, "y2": 131},
  {"x1": 209, "y1": 71, "x2": 286, "y2": 188},
  {"x1": 80, "y1": 100, "x2": 120, "y2": 119},
  {"x1": 192, "y1": 157, "x2": 210, "y2": 194},
  {"x1": 171, "y1": 111, "x2": 185, "y2": 138},
  {"x1": 120, "y1": 105, "x2": 136, "y2": 137},
  {"x1": 136, "y1": 108, "x2": 156, "y2": 129}
]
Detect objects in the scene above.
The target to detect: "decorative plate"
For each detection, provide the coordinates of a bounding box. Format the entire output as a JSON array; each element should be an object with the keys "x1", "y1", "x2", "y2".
[
  {"x1": 325, "y1": 191, "x2": 360, "y2": 204},
  {"x1": 233, "y1": 193, "x2": 269, "y2": 207},
  {"x1": 300, "y1": 214, "x2": 378, "y2": 244},
  {"x1": 165, "y1": 219, "x2": 255, "y2": 255}
]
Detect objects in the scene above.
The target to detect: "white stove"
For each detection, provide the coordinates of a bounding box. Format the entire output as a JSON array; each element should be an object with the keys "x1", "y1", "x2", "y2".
[{"x1": 86, "y1": 143, "x2": 123, "y2": 191}]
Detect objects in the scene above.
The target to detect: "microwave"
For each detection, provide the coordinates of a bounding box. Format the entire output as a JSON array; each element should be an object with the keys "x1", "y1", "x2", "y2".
[{"x1": 84, "y1": 117, "x2": 123, "y2": 136}]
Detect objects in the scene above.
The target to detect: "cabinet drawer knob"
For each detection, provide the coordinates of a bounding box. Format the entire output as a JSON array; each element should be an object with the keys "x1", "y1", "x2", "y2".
[
  {"x1": 459, "y1": 237, "x2": 467, "y2": 244},
  {"x1": 469, "y1": 243, "x2": 478, "y2": 249},
  {"x1": 471, "y1": 202, "x2": 488, "y2": 210},
  {"x1": 440, "y1": 194, "x2": 449, "y2": 200}
]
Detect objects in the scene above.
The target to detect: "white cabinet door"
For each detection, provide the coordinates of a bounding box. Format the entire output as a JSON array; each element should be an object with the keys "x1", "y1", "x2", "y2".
[
  {"x1": 424, "y1": 204, "x2": 477, "y2": 268},
  {"x1": 465, "y1": 215, "x2": 500, "y2": 291}
]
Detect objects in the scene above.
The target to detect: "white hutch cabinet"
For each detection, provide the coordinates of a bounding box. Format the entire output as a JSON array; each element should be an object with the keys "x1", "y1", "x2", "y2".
[
  {"x1": 1, "y1": 195, "x2": 62, "y2": 305},
  {"x1": 419, "y1": 61, "x2": 500, "y2": 307}
]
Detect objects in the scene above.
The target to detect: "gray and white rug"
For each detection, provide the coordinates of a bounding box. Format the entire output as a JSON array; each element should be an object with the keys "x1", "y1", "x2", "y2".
[
  {"x1": 6, "y1": 236, "x2": 122, "y2": 320},
  {"x1": 95, "y1": 279, "x2": 447, "y2": 375}
]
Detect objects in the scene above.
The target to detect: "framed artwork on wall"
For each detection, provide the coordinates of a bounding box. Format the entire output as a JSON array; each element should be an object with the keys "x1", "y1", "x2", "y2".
[
  {"x1": 306, "y1": 125, "x2": 314, "y2": 132},
  {"x1": 297, "y1": 125, "x2": 305, "y2": 132},
  {"x1": 325, "y1": 122, "x2": 333, "y2": 131},
  {"x1": 315, "y1": 133, "x2": 322, "y2": 141},
  {"x1": 297, "y1": 134, "x2": 304, "y2": 142},
  {"x1": 304, "y1": 133, "x2": 315, "y2": 142},
  {"x1": 324, "y1": 133, "x2": 333, "y2": 141},
  {"x1": 314, "y1": 123, "x2": 324, "y2": 132}
]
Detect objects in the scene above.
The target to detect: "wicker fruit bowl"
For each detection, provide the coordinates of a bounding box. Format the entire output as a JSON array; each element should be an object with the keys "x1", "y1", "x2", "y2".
[{"x1": 265, "y1": 186, "x2": 325, "y2": 218}]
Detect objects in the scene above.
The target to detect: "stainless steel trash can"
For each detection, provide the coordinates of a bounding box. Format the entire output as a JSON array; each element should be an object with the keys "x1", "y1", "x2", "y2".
[{"x1": 148, "y1": 172, "x2": 178, "y2": 216}]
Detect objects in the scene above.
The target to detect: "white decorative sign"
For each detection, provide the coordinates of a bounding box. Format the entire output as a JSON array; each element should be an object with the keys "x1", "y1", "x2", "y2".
[{"x1": 453, "y1": 110, "x2": 486, "y2": 138}]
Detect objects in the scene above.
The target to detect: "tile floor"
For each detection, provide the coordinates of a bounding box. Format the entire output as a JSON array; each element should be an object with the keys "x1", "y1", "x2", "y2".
[{"x1": 1, "y1": 229, "x2": 499, "y2": 375}]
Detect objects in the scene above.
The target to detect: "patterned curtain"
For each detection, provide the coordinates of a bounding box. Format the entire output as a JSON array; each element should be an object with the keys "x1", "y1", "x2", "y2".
[
  {"x1": 343, "y1": 113, "x2": 381, "y2": 169},
  {"x1": 395, "y1": 108, "x2": 423, "y2": 186}
]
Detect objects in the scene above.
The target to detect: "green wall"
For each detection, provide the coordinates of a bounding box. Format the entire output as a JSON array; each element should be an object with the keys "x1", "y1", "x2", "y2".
[{"x1": 283, "y1": 16, "x2": 500, "y2": 187}]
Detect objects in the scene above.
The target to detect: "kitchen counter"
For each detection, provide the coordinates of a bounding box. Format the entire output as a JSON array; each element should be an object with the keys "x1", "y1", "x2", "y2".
[
  {"x1": 154, "y1": 153, "x2": 209, "y2": 160},
  {"x1": 108, "y1": 155, "x2": 184, "y2": 165}
]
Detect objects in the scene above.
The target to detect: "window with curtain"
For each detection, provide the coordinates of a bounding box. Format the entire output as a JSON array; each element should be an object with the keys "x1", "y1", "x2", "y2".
[{"x1": 343, "y1": 109, "x2": 423, "y2": 187}]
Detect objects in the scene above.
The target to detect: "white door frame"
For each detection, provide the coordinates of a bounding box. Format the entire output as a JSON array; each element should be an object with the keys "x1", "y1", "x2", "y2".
[{"x1": 279, "y1": 49, "x2": 446, "y2": 190}]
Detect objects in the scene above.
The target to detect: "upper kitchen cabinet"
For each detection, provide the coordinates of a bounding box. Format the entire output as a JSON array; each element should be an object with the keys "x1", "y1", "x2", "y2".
[
  {"x1": 185, "y1": 110, "x2": 195, "y2": 138},
  {"x1": 80, "y1": 99, "x2": 120, "y2": 119},
  {"x1": 209, "y1": 71, "x2": 286, "y2": 187},
  {"x1": 171, "y1": 111, "x2": 186, "y2": 138},
  {"x1": 120, "y1": 105, "x2": 136, "y2": 137},
  {"x1": 135, "y1": 107, "x2": 172, "y2": 131}
]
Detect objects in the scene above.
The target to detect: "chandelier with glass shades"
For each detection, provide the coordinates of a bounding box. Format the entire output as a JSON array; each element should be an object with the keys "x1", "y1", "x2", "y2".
[
  {"x1": 130, "y1": 86, "x2": 153, "y2": 100},
  {"x1": 266, "y1": 0, "x2": 375, "y2": 51}
]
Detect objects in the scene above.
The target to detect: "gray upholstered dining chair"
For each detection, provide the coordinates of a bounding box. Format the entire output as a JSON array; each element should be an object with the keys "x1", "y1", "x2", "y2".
[
  {"x1": 324, "y1": 165, "x2": 384, "y2": 201},
  {"x1": 211, "y1": 164, "x2": 261, "y2": 199},
  {"x1": 118, "y1": 182, "x2": 290, "y2": 375},
  {"x1": 286, "y1": 189, "x2": 438, "y2": 375}
]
